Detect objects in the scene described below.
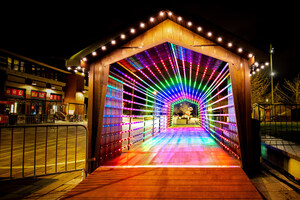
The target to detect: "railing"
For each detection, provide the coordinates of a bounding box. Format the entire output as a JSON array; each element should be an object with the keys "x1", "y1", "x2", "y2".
[
  {"x1": 1, "y1": 114, "x2": 87, "y2": 126},
  {"x1": 252, "y1": 104, "x2": 300, "y2": 144},
  {"x1": 0, "y1": 124, "x2": 87, "y2": 180}
]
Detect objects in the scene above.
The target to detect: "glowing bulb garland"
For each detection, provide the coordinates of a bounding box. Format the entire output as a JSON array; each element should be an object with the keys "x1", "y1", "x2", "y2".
[{"x1": 77, "y1": 9, "x2": 266, "y2": 77}]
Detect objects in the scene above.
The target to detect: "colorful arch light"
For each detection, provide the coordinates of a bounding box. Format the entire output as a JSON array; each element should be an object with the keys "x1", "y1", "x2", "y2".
[{"x1": 100, "y1": 42, "x2": 240, "y2": 161}]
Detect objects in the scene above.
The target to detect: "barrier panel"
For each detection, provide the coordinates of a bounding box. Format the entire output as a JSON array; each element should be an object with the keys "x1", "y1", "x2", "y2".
[{"x1": 0, "y1": 124, "x2": 87, "y2": 179}]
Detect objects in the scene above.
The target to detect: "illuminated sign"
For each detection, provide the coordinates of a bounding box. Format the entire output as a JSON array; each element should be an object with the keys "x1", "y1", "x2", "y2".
[
  {"x1": 31, "y1": 90, "x2": 46, "y2": 99},
  {"x1": 50, "y1": 93, "x2": 62, "y2": 101},
  {"x1": 5, "y1": 87, "x2": 25, "y2": 98}
]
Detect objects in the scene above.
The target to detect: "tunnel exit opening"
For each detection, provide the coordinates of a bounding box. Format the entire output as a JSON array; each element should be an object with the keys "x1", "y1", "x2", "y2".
[{"x1": 170, "y1": 99, "x2": 200, "y2": 126}]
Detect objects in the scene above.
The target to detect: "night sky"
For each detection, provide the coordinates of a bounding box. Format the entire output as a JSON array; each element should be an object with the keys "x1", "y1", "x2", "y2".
[{"x1": 1, "y1": 1, "x2": 299, "y2": 81}]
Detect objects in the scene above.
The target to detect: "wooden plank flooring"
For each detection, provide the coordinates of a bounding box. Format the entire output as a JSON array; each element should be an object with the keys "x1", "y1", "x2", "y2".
[
  {"x1": 62, "y1": 167, "x2": 262, "y2": 199},
  {"x1": 62, "y1": 127, "x2": 262, "y2": 199}
]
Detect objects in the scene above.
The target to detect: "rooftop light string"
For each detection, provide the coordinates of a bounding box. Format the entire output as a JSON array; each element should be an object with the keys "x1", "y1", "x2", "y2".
[
  {"x1": 113, "y1": 63, "x2": 165, "y2": 102},
  {"x1": 127, "y1": 56, "x2": 172, "y2": 100},
  {"x1": 154, "y1": 46, "x2": 181, "y2": 99},
  {"x1": 192, "y1": 54, "x2": 202, "y2": 97},
  {"x1": 200, "y1": 63, "x2": 228, "y2": 99},
  {"x1": 108, "y1": 72, "x2": 165, "y2": 107},
  {"x1": 169, "y1": 43, "x2": 186, "y2": 98}
]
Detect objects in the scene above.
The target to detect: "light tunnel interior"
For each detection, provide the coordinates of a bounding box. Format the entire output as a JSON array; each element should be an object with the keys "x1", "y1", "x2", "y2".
[{"x1": 100, "y1": 42, "x2": 240, "y2": 163}]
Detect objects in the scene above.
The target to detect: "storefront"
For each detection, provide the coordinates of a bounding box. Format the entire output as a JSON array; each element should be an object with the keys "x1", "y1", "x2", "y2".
[
  {"x1": 67, "y1": 103, "x2": 86, "y2": 122},
  {"x1": 2, "y1": 87, "x2": 66, "y2": 124},
  {"x1": 1, "y1": 48, "x2": 88, "y2": 125},
  {"x1": 49, "y1": 93, "x2": 66, "y2": 121}
]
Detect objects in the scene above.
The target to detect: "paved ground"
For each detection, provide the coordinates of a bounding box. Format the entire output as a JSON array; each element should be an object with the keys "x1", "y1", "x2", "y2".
[
  {"x1": 251, "y1": 163, "x2": 300, "y2": 200},
  {"x1": 0, "y1": 171, "x2": 83, "y2": 200},
  {"x1": 0, "y1": 125, "x2": 86, "y2": 178}
]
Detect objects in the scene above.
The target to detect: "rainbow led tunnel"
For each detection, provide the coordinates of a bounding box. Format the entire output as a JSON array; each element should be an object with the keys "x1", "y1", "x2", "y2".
[{"x1": 101, "y1": 42, "x2": 240, "y2": 161}]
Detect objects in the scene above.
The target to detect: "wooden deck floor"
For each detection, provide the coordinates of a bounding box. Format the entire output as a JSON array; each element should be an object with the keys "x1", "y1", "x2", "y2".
[
  {"x1": 62, "y1": 127, "x2": 262, "y2": 199},
  {"x1": 62, "y1": 167, "x2": 262, "y2": 199}
]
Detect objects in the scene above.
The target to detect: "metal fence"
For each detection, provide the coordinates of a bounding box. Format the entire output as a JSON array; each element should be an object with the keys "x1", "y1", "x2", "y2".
[
  {"x1": 252, "y1": 104, "x2": 300, "y2": 143},
  {"x1": 0, "y1": 124, "x2": 87, "y2": 180},
  {"x1": 2, "y1": 114, "x2": 87, "y2": 126}
]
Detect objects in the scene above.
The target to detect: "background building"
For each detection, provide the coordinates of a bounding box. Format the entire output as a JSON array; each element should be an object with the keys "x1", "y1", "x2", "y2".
[{"x1": 0, "y1": 48, "x2": 88, "y2": 125}]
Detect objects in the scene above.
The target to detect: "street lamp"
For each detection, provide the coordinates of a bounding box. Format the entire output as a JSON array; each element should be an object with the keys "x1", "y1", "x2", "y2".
[{"x1": 270, "y1": 44, "x2": 274, "y2": 104}]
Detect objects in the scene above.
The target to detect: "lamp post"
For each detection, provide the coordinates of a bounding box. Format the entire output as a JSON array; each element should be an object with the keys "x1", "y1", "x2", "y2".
[{"x1": 270, "y1": 44, "x2": 274, "y2": 104}]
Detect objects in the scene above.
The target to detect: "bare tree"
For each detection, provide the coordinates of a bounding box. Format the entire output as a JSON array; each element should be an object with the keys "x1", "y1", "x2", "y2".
[
  {"x1": 173, "y1": 105, "x2": 181, "y2": 115},
  {"x1": 173, "y1": 102, "x2": 191, "y2": 115},
  {"x1": 275, "y1": 73, "x2": 300, "y2": 104},
  {"x1": 250, "y1": 68, "x2": 270, "y2": 105},
  {"x1": 180, "y1": 102, "x2": 191, "y2": 113}
]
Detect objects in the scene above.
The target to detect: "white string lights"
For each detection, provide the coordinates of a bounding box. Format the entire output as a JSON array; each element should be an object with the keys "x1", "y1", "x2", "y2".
[
  {"x1": 78, "y1": 10, "x2": 266, "y2": 76},
  {"x1": 67, "y1": 65, "x2": 87, "y2": 76},
  {"x1": 249, "y1": 61, "x2": 270, "y2": 76}
]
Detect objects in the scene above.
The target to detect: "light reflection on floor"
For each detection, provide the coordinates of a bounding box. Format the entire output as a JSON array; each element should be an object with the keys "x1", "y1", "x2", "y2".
[{"x1": 103, "y1": 127, "x2": 240, "y2": 167}]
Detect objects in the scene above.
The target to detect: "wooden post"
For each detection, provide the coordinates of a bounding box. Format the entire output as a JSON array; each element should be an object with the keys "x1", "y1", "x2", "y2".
[
  {"x1": 87, "y1": 62, "x2": 110, "y2": 172},
  {"x1": 228, "y1": 60, "x2": 254, "y2": 176}
]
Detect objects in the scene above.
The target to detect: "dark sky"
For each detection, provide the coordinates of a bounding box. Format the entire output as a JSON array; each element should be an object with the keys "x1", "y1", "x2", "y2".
[{"x1": 1, "y1": 1, "x2": 299, "y2": 81}]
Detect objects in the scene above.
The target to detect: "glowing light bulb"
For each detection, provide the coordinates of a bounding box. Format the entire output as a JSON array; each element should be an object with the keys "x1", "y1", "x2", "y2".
[
  {"x1": 207, "y1": 32, "x2": 212, "y2": 37},
  {"x1": 197, "y1": 26, "x2": 202, "y2": 32},
  {"x1": 238, "y1": 48, "x2": 243, "y2": 53},
  {"x1": 217, "y1": 37, "x2": 222, "y2": 42},
  {"x1": 92, "y1": 51, "x2": 97, "y2": 56},
  {"x1": 271, "y1": 72, "x2": 275, "y2": 76},
  {"x1": 82, "y1": 57, "x2": 87, "y2": 62},
  {"x1": 248, "y1": 53, "x2": 253, "y2": 58},
  {"x1": 111, "y1": 40, "x2": 116, "y2": 45},
  {"x1": 150, "y1": 17, "x2": 154, "y2": 22},
  {"x1": 130, "y1": 28, "x2": 135, "y2": 34},
  {"x1": 159, "y1": 11, "x2": 164, "y2": 16},
  {"x1": 140, "y1": 22, "x2": 145, "y2": 28},
  {"x1": 228, "y1": 42, "x2": 232, "y2": 47},
  {"x1": 121, "y1": 34, "x2": 126, "y2": 39},
  {"x1": 178, "y1": 16, "x2": 182, "y2": 21},
  {"x1": 187, "y1": 21, "x2": 192, "y2": 26},
  {"x1": 101, "y1": 46, "x2": 106, "y2": 51},
  {"x1": 168, "y1": 11, "x2": 172, "y2": 16}
]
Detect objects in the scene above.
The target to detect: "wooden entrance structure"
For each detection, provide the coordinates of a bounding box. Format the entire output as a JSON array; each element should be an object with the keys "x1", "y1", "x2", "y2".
[{"x1": 66, "y1": 10, "x2": 256, "y2": 175}]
